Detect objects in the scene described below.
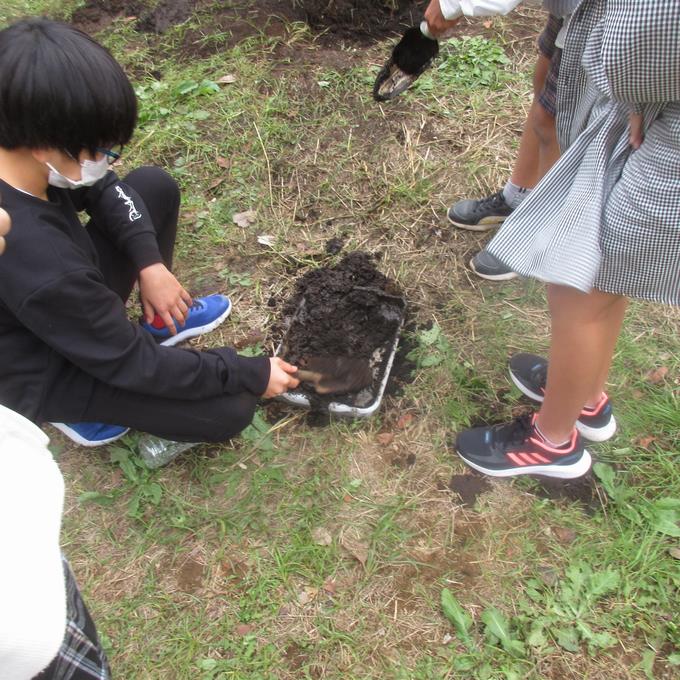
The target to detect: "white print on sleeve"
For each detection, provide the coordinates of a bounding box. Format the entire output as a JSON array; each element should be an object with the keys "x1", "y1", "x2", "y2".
[{"x1": 115, "y1": 186, "x2": 142, "y2": 221}]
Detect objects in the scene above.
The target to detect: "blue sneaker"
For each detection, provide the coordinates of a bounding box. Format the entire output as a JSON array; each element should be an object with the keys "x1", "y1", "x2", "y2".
[
  {"x1": 50, "y1": 422, "x2": 129, "y2": 447},
  {"x1": 141, "y1": 294, "x2": 232, "y2": 347}
]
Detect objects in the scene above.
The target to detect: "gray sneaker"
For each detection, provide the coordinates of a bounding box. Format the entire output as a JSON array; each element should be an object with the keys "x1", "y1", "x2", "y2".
[
  {"x1": 447, "y1": 190, "x2": 513, "y2": 231},
  {"x1": 469, "y1": 250, "x2": 518, "y2": 281}
]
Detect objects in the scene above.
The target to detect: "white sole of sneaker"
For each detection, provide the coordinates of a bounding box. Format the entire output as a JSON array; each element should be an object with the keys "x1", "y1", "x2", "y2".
[
  {"x1": 576, "y1": 416, "x2": 617, "y2": 443},
  {"x1": 447, "y1": 214, "x2": 507, "y2": 231},
  {"x1": 509, "y1": 369, "x2": 617, "y2": 442},
  {"x1": 50, "y1": 423, "x2": 130, "y2": 447},
  {"x1": 509, "y1": 369, "x2": 544, "y2": 402},
  {"x1": 458, "y1": 448, "x2": 592, "y2": 479},
  {"x1": 469, "y1": 257, "x2": 519, "y2": 281},
  {"x1": 160, "y1": 300, "x2": 233, "y2": 347}
]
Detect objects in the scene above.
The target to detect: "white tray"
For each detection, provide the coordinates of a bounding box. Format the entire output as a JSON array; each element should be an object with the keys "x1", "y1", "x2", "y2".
[{"x1": 275, "y1": 296, "x2": 405, "y2": 418}]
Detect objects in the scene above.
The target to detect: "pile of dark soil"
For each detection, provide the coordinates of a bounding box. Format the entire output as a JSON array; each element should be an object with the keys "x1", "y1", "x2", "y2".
[
  {"x1": 277, "y1": 252, "x2": 405, "y2": 407},
  {"x1": 295, "y1": 0, "x2": 429, "y2": 38},
  {"x1": 72, "y1": 0, "x2": 428, "y2": 39}
]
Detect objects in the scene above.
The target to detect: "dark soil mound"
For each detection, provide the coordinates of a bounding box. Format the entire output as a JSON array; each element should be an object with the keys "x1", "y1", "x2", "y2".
[
  {"x1": 280, "y1": 251, "x2": 402, "y2": 363},
  {"x1": 72, "y1": 0, "x2": 428, "y2": 39},
  {"x1": 276, "y1": 252, "x2": 406, "y2": 408},
  {"x1": 296, "y1": 0, "x2": 429, "y2": 38}
]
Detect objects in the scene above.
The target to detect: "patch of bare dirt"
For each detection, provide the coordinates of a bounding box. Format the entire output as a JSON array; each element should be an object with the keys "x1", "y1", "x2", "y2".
[{"x1": 72, "y1": 0, "x2": 429, "y2": 46}]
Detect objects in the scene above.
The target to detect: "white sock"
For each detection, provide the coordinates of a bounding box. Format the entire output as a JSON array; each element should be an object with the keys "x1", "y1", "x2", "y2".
[
  {"x1": 502, "y1": 180, "x2": 531, "y2": 210},
  {"x1": 534, "y1": 422, "x2": 570, "y2": 449}
]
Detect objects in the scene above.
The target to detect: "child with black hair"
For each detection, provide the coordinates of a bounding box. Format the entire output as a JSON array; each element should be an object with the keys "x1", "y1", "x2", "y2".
[{"x1": 0, "y1": 18, "x2": 299, "y2": 449}]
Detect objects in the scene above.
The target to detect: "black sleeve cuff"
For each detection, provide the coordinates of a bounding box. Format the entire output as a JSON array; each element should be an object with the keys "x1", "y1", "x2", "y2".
[
  {"x1": 129, "y1": 232, "x2": 164, "y2": 272},
  {"x1": 235, "y1": 356, "x2": 271, "y2": 396}
]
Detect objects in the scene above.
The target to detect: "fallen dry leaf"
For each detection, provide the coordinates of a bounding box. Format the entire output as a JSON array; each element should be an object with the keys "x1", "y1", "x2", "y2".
[
  {"x1": 341, "y1": 530, "x2": 369, "y2": 567},
  {"x1": 634, "y1": 435, "x2": 657, "y2": 449},
  {"x1": 646, "y1": 366, "x2": 669, "y2": 384},
  {"x1": 207, "y1": 176, "x2": 227, "y2": 191},
  {"x1": 669, "y1": 547, "x2": 680, "y2": 560},
  {"x1": 233, "y1": 209, "x2": 257, "y2": 228},
  {"x1": 483, "y1": 20, "x2": 493, "y2": 28},
  {"x1": 235, "y1": 624, "x2": 254, "y2": 636},
  {"x1": 297, "y1": 587, "x2": 318, "y2": 606},
  {"x1": 376, "y1": 432, "x2": 395, "y2": 446},
  {"x1": 397, "y1": 413, "x2": 414, "y2": 429},
  {"x1": 216, "y1": 156, "x2": 231, "y2": 169},
  {"x1": 257, "y1": 234, "x2": 274, "y2": 247},
  {"x1": 552, "y1": 526, "x2": 577, "y2": 544},
  {"x1": 311, "y1": 527, "x2": 333, "y2": 546},
  {"x1": 322, "y1": 577, "x2": 337, "y2": 595},
  {"x1": 217, "y1": 74, "x2": 237, "y2": 84}
]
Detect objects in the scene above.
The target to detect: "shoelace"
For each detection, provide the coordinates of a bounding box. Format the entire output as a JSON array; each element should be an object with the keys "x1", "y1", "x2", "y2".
[
  {"x1": 188, "y1": 300, "x2": 203, "y2": 312},
  {"x1": 472, "y1": 190, "x2": 507, "y2": 216},
  {"x1": 493, "y1": 413, "x2": 534, "y2": 446}
]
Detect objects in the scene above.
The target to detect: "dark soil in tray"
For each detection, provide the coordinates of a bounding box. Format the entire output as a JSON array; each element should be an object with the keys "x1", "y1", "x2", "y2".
[{"x1": 277, "y1": 252, "x2": 405, "y2": 408}]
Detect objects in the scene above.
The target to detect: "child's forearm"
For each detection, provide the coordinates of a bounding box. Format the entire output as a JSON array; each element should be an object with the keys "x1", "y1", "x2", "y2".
[{"x1": 438, "y1": 0, "x2": 523, "y2": 20}]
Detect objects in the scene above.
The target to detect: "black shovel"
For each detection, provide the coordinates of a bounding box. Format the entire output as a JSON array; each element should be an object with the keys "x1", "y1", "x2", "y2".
[
  {"x1": 373, "y1": 25, "x2": 439, "y2": 102},
  {"x1": 293, "y1": 356, "x2": 373, "y2": 396}
]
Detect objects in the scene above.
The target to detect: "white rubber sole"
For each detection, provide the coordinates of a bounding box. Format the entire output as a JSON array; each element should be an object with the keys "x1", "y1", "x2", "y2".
[
  {"x1": 160, "y1": 300, "x2": 232, "y2": 347},
  {"x1": 50, "y1": 423, "x2": 130, "y2": 447},
  {"x1": 447, "y1": 213, "x2": 507, "y2": 232},
  {"x1": 469, "y1": 257, "x2": 519, "y2": 281},
  {"x1": 576, "y1": 416, "x2": 617, "y2": 442},
  {"x1": 509, "y1": 369, "x2": 544, "y2": 402},
  {"x1": 509, "y1": 369, "x2": 617, "y2": 442},
  {"x1": 458, "y1": 448, "x2": 592, "y2": 479}
]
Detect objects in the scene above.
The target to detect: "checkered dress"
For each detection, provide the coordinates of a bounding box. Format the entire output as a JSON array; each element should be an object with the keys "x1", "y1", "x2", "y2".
[
  {"x1": 34, "y1": 559, "x2": 110, "y2": 680},
  {"x1": 488, "y1": 0, "x2": 680, "y2": 305}
]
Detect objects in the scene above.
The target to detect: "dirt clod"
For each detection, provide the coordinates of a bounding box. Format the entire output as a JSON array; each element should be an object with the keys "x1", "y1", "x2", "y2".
[
  {"x1": 325, "y1": 236, "x2": 345, "y2": 255},
  {"x1": 448, "y1": 474, "x2": 492, "y2": 508}
]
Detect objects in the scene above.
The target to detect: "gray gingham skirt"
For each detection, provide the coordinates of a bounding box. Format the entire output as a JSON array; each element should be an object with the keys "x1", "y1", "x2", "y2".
[{"x1": 488, "y1": 0, "x2": 680, "y2": 305}]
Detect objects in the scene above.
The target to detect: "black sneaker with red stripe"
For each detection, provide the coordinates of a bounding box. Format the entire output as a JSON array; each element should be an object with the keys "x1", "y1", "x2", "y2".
[
  {"x1": 455, "y1": 413, "x2": 592, "y2": 479},
  {"x1": 508, "y1": 353, "x2": 617, "y2": 442}
]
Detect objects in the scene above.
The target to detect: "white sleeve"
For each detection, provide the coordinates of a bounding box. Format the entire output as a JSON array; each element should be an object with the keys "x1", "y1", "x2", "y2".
[
  {"x1": 439, "y1": 0, "x2": 524, "y2": 20},
  {"x1": 0, "y1": 406, "x2": 67, "y2": 680}
]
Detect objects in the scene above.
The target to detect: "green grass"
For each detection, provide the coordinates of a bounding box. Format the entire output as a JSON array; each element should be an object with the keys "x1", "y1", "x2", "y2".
[{"x1": 4, "y1": 1, "x2": 680, "y2": 678}]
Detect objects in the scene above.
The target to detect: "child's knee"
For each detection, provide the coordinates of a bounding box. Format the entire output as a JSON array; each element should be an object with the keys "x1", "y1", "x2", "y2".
[
  {"x1": 203, "y1": 393, "x2": 259, "y2": 442},
  {"x1": 123, "y1": 166, "x2": 180, "y2": 205},
  {"x1": 530, "y1": 103, "x2": 556, "y2": 147}
]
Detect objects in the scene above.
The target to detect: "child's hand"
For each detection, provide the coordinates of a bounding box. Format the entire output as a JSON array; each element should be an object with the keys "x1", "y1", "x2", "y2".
[
  {"x1": 263, "y1": 358, "x2": 300, "y2": 398},
  {"x1": 424, "y1": 0, "x2": 461, "y2": 38},
  {"x1": 138, "y1": 262, "x2": 193, "y2": 335},
  {"x1": 629, "y1": 112, "x2": 644, "y2": 149}
]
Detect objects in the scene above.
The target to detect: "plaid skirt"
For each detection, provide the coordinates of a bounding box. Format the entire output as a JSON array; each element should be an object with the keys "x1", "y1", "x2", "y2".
[
  {"x1": 488, "y1": 0, "x2": 680, "y2": 305},
  {"x1": 34, "y1": 559, "x2": 110, "y2": 680}
]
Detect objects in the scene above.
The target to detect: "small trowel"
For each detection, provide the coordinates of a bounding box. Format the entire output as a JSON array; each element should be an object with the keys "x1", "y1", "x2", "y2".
[
  {"x1": 373, "y1": 24, "x2": 439, "y2": 102},
  {"x1": 293, "y1": 356, "x2": 373, "y2": 396}
]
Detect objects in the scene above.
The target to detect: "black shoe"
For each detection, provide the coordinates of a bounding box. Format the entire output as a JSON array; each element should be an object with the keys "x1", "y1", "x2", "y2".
[
  {"x1": 447, "y1": 190, "x2": 513, "y2": 231},
  {"x1": 455, "y1": 413, "x2": 592, "y2": 479},
  {"x1": 470, "y1": 250, "x2": 518, "y2": 281},
  {"x1": 508, "y1": 353, "x2": 617, "y2": 442}
]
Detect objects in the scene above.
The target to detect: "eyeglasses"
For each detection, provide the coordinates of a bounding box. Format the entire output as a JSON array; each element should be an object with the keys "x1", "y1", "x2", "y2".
[{"x1": 96, "y1": 146, "x2": 123, "y2": 165}]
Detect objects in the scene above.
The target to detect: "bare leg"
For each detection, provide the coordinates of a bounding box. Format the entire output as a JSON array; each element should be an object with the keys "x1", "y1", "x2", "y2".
[
  {"x1": 532, "y1": 99, "x2": 560, "y2": 180},
  {"x1": 536, "y1": 285, "x2": 628, "y2": 443},
  {"x1": 509, "y1": 54, "x2": 552, "y2": 189}
]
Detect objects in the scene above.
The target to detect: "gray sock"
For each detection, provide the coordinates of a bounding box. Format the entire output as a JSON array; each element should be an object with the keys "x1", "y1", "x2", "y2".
[{"x1": 502, "y1": 181, "x2": 531, "y2": 210}]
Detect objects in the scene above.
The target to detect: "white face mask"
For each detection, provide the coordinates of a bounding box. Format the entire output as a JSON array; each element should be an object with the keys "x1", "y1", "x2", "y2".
[{"x1": 46, "y1": 155, "x2": 110, "y2": 189}]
